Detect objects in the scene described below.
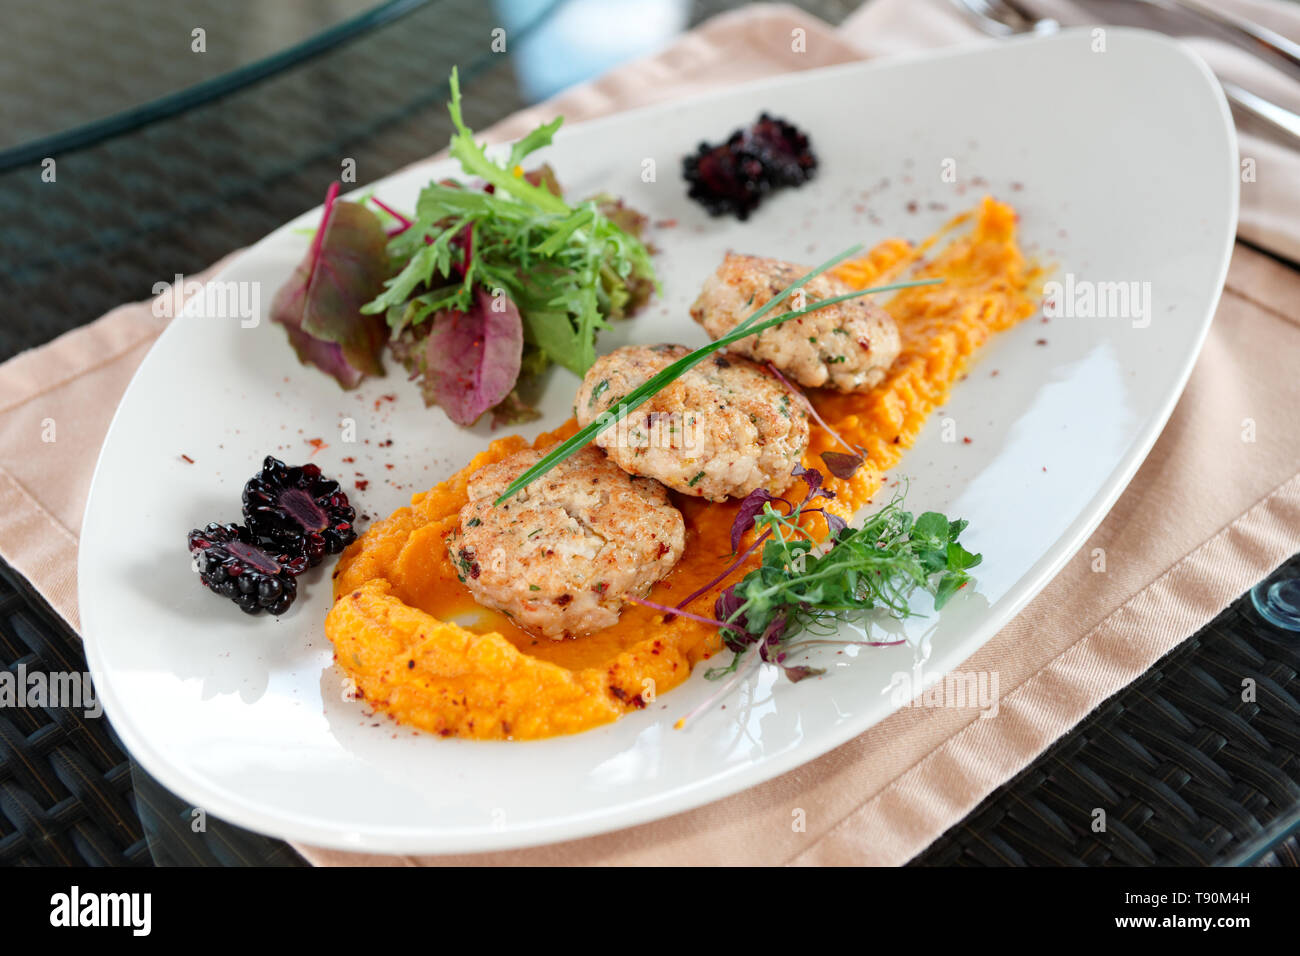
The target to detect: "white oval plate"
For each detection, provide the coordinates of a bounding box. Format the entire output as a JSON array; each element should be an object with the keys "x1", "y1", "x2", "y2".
[{"x1": 81, "y1": 29, "x2": 1237, "y2": 853}]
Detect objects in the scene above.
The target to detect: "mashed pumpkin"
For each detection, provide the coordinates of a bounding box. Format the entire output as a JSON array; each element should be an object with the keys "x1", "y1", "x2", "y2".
[{"x1": 326, "y1": 197, "x2": 1042, "y2": 739}]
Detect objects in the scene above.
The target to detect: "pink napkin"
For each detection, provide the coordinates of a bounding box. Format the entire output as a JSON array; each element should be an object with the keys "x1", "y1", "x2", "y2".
[{"x1": 0, "y1": 3, "x2": 1295, "y2": 865}]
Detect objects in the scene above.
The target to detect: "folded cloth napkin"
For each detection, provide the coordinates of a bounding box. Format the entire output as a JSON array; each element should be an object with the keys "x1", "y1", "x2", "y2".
[
  {"x1": 0, "y1": 1, "x2": 1296, "y2": 866},
  {"x1": 846, "y1": 0, "x2": 1300, "y2": 264}
]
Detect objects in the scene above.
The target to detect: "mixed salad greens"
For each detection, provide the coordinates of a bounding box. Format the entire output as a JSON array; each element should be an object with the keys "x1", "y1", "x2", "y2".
[
  {"x1": 707, "y1": 466, "x2": 981, "y2": 683},
  {"x1": 271, "y1": 67, "x2": 657, "y2": 426},
  {"x1": 643, "y1": 465, "x2": 982, "y2": 727}
]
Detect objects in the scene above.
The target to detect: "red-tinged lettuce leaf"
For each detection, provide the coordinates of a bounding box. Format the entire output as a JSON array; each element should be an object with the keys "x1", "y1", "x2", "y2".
[
  {"x1": 391, "y1": 325, "x2": 538, "y2": 427},
  {"x1": 490, "y1": 389, "x2": 542, "y2": 428},
  {"x1": 792, "y1": 463, "x2": 831, "y2": 501},
  {"x1": 817, "y1": 508, "x2": 848, "y2": 539},
  {"x1": 422, "y1": 286, "x2": 524, "y2": 426},
  {"x1": 271, "y1": 182, "x2": 390, "y2": 389}
]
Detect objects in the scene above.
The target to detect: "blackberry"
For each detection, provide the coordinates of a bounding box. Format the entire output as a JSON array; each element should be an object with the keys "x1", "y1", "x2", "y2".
[
  {"x1": 188, "y1": 522, "x2": 306, "y2": 616},
  {"x1": 242, "y1": 456, "x2": 357, "y2": 566},
  {"x1": 682, "y1": 113, "x2": 818, "y2": 220}
]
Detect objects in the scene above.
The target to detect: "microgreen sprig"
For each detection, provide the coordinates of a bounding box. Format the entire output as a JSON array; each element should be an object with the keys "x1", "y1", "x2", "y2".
[
  {"x1": 707, "y1": 470, "x2": 981, "y2": 683},
  {"x1": 492, "y1": 258, "x2": 944, "y2": 505},
  {"x1": 668, "y1": 468, "x2": 982, "y2": 728}
]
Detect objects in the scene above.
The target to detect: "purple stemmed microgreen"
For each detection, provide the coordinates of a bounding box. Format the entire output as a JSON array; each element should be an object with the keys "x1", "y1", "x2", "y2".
[
  {"x1": 626, "y1": 595, "x2": 723, "y2": 629},
  {"x1": 765, "y1": 363, "x2": 865, "y2": 480},
  {"x1": 668, "y1": 531, "x2": 770, "y2": 618},
  {"x1": 666, "y1": 466, "x2": 983, "y2": 729},
  {"x1": 352, "y1": 68, "x2": 657, "y2": 425},
  {"x1": 369, "y1": 196, "x2": 414, "y2": 236},
  {"x1": 783, "y1": 637, "x2": 907, "y2": 650},
  {"x1": 674, "y1": 473, "x2": 844, "y2": 614},
  {"x1": 364, "y1": 66, "x2": 657, "y2": 393}
]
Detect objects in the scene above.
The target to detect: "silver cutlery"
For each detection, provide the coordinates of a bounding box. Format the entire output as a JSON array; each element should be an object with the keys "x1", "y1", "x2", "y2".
[{"x1": 951, "y1": 0, "x2": 1300, "y2": 147}]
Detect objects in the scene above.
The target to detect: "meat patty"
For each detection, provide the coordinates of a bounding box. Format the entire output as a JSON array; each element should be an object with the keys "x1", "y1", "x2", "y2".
[
  {"x1": 448, "y1": 446, "x2": 684, "y2": 639},
  {"x1": 690, "y1": 252, "x2": 901, "y2": 392},
  {"x1": 574, "y1": 344, "x2": 809, "y2": 501}
]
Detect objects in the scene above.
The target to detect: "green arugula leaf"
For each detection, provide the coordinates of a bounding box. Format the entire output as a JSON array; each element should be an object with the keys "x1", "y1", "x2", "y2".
[
  {"x1": 445, "y1": 68, "x2": 569, "y2": 215},
  {"x1": 360, "y1": 66, "x2": 659, "y2": 420}
]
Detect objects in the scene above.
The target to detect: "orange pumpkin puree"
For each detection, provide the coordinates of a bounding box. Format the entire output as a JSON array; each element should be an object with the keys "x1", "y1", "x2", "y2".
[{"x1": 326, "y1": 197, "x2": 1042, "y2": 740}]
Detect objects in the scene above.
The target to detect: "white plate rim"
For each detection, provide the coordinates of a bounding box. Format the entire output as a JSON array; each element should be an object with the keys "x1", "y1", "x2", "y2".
[{"x1": 79, "y1": 27, "x2": 1239, "y2": 852}]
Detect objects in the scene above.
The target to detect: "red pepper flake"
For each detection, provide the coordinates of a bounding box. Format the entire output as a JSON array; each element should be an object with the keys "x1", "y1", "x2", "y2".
[
  {"x1": 962, "y1": 437, "x2": 972, "y2": 444},
  {"x1": 385, "y1": 463, "x2": 394, "y2": 470},
  {"x1": 342, "y1": 456, "x2": 355, "y2": 463},
  {"x1": 1035, "y1": 339, "x2": 1048, "y2": 346},
  {"x1": 654, "y1": 218, "x2": 678, "y2": 228},
  {"x1": 306, "y1": 437, "x2": 328, "y2": 455},
  {"x1": 905, "y1": 200, "x2": 918, "y2": 214},
  {"x1": 379, "y1": 439, "x2": 394, "y2": 447},
  {"x1": 180, "y1": 454, "x2": 195, "y2": 464},
  {"x1": 1011, "y1": 181, "x2": 1024, "y2": 192},
  {"x1": 355, "y1": 479, "x2": 369, "y2": 491},
  {"x1": 991, "y1": 369, "x2": 1000, "y2": 377}
]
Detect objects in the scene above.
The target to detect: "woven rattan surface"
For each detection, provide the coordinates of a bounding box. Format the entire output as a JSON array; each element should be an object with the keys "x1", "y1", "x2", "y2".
[
  {"x1": 0, "y1": 563, "x2": 149, "y2": 865},
  {"x1": 912, "y1": 553, "x2": 1300, "y2": 867}
]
